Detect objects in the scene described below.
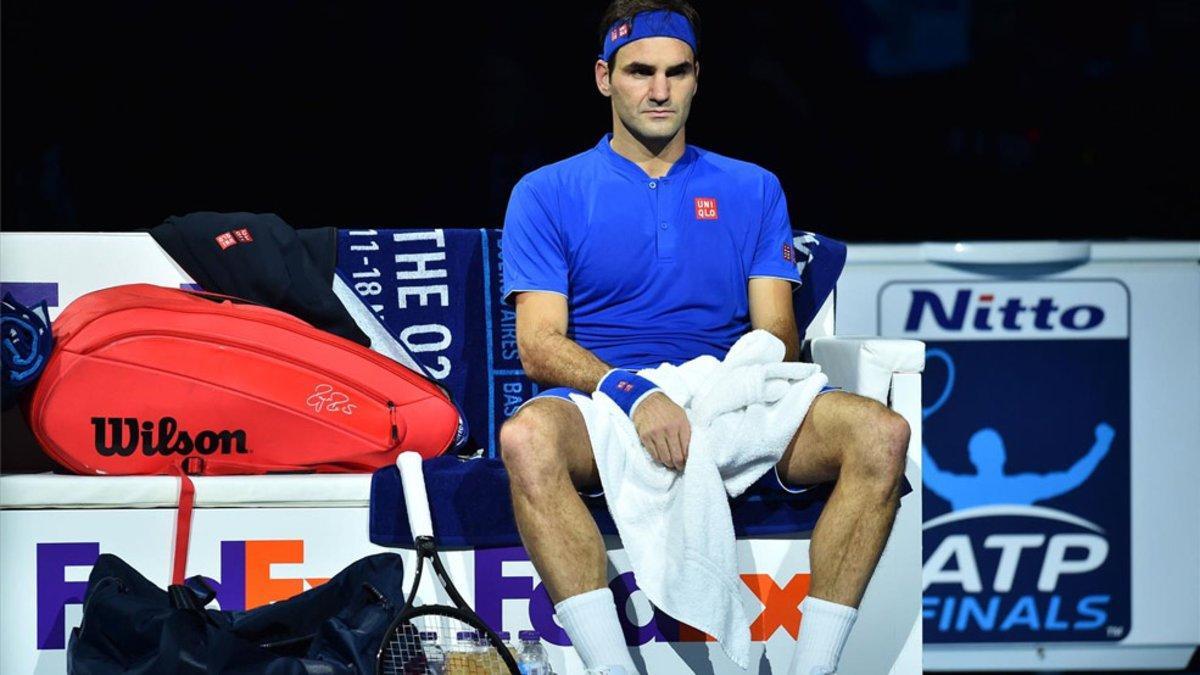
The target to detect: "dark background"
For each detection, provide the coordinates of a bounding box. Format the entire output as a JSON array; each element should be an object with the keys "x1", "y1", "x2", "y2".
[{"x1": 3, "y1": 0, "x2": 1198, "y2": 241}]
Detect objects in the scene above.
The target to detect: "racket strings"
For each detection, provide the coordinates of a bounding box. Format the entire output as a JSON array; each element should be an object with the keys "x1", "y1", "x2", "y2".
[{"x1": 380, "y1": 613, "x2": 515, "y2": 674}]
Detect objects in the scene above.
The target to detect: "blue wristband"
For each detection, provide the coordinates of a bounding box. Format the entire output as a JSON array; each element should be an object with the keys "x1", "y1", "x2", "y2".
[{"x1": 597, "y1": 369, "x2": 661, "y2": 417}]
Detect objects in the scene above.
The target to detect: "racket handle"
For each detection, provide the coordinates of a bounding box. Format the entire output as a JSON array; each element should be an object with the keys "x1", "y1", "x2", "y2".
[{"x1": 396, "y1": 451, "x2": 434, "y2": 541}]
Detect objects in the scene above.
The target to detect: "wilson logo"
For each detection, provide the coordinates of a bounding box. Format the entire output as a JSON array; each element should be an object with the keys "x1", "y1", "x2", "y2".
[{"x1": 91, "y1": 417, "x2": 249, "y2": 456}]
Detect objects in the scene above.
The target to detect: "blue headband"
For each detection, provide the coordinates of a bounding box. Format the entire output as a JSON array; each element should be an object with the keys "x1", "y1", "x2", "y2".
[{"x1": 600, "y1": 10, "x2": 697, "y2": 63}]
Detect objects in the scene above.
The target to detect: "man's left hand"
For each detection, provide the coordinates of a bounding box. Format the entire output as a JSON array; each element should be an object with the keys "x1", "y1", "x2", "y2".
[{"x1": 631, "y1": 392, "x2": 692, "y2": 471}]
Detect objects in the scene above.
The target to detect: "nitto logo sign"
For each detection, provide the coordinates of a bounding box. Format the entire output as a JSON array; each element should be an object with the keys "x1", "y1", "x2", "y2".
[
  {"x1": 36, "y1": 539, "x2": 329, "y2": 650},
  {"x1": 880, "y1": 280, "x2": 1129, "y2": 340},
  {"x1": 880, "y1": 279, "x2": 1132, "y2": 644},
  {"x1": 905, "y1": 290, "x2": 1104, "y2": 332}
]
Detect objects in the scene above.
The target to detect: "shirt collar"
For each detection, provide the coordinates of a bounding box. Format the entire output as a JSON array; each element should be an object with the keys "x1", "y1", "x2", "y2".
[{"x1": 595, "y1": 133, "x2": 697, "y2": 182}]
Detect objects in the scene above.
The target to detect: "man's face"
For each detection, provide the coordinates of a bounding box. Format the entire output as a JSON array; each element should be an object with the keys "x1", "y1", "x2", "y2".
[{"x1": 599, "y1": 37, "x2": 698, "y2": 144}]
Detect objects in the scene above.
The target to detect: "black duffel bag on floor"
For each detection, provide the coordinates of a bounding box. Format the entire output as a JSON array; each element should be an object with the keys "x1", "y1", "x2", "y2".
[{"x1": 68, "y1": 552, "x2": 407, "y2": 674}]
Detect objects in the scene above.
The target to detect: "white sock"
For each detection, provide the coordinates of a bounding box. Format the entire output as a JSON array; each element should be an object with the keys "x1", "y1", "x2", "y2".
[
  {"x1": 788, "y1": 595, "x2": 858, "y2": 675},
  {"x1": 554, "y1": 587, "x2": 639, "y2": 674}
]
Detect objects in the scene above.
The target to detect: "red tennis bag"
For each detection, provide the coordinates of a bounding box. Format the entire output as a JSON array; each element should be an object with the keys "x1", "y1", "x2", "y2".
[{"x1": 28, "y1": 283, "x2": 461, "y2": 477}]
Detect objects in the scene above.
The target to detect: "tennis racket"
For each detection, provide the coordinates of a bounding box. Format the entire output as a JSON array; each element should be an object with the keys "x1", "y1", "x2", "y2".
[{"x1": 376, "y1": 451, "x2": 520, "y2": 675}]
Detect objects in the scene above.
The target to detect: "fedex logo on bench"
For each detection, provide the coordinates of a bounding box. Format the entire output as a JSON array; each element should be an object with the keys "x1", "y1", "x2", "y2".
[
  {"x1": 476, "y1": 547, "x2": 810, "y2": 646},
  {"x1": 35, "y1": 540, "x2": 328, "y2": 650},
  {"x1": 37, "y1": 542, "x2": 811, "y2": 651}
]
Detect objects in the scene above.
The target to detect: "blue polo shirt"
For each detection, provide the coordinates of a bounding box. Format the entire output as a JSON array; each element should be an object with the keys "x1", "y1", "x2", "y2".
[{"x1": 501, "y1": 134, "x2": 801, "y2": 370}]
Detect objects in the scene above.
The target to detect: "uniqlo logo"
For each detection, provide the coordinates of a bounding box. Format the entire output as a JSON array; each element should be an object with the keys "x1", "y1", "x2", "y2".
[
  {"x1": 695, "y1": 197, "x2": 719, "y2": 220},
  {"x1": 233, "y1": 228, "x2": 253, "y2": 243},
  {"x1": 782, "y1": 243, "x2": 795, "y2": 262},
  {"x1": 215, "y1": 232, "x2": 237, "y2": 250}
]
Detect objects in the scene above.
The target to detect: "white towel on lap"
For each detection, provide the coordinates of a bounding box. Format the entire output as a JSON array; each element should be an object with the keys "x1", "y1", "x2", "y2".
[{"x1": 567, "y1": 330, "x2": 829, "y2": 669}]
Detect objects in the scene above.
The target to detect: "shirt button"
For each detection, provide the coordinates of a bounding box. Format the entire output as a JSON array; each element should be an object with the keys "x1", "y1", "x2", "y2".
[
  {"x1": 660, "y1": 222, "x2": 668, "y2": 229},
  {"x1": 648, "y1": 181, "x2": 657, "y2": 189}
]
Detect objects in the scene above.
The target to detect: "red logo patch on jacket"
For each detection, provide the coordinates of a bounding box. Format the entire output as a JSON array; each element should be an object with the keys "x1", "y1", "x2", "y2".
[
  {"x1": 215, "y1": 232, "x2": 237, "y2": 250},
  {"x1": 695, "y1": 198, "x2": 718, "y2": 220}
]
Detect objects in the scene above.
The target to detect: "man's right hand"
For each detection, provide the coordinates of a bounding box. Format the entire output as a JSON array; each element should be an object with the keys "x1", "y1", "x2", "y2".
[{"x1": 632, "y1": 392, "x2": 692, "y2": 471}]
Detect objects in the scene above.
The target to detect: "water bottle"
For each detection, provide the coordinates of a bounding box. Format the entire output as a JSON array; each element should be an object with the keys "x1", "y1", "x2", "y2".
[
  {"x1": 441, "y1": 631, "x2": 461, "y2": 673},
  {"x1": 496, "y1": 630, "x2": 518, "y2": 664},
  {"x1": 516, "y1": 629, "x2": 551, "y2": 675},
  {"x1": 471, "y1": 630, "x2": 507, "y2": 671},
  {"x1": 447, "y1": 630, "x2": 480, "y2": 673},
  {"x1": 419, "y1": 631, "x2": 445, "y2": 674}
]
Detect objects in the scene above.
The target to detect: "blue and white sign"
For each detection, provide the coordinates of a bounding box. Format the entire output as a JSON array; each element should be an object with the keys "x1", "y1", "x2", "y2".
[{"x1": 882, "y1": 280, "x2": 1131, "y2": 643}]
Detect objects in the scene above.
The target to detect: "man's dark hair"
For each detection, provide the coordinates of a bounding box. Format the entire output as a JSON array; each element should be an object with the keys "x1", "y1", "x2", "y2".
[{"x1": 597, "y1": 0, "x2": 701, "y2": 66}]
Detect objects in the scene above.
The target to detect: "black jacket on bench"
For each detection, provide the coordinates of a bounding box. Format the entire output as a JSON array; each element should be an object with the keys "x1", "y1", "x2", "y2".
[{"x1": 151, "y1": 212, "x2": 369, "y2": 346}]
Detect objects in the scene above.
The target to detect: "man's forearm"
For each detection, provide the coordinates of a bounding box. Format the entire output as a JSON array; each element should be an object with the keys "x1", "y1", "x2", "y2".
[
  {"x1": 759, "y1": 323, "x2": 801, "y2": 362},
  {"x1": 520, "y1": 333, "x2": 614, "y2": 392}
]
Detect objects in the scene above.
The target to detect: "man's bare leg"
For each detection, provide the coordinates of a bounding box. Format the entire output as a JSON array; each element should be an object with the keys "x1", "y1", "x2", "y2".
[
  {"x1": 501, "y1": 398, "x2": 637, "y2": 673},
  {"x1": 501, "y1": 398, "x2": 604, "y2": 601},
  {"x1": 776, "y1": 391, "x2": 910, "y2": 673}
]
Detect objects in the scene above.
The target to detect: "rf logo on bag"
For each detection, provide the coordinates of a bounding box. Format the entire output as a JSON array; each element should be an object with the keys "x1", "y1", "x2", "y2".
[{"x1": 306, "y1": 383, "x2": 357, "y2": 415}]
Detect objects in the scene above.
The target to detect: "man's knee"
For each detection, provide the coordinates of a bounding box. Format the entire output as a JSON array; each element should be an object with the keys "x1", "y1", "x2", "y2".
[
  {"x1": 500, "y1": 405, "x2": 570, "y2": 495},
  {"x1": 846, "y1": 401, "x2": 910, "y2": 487}
]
